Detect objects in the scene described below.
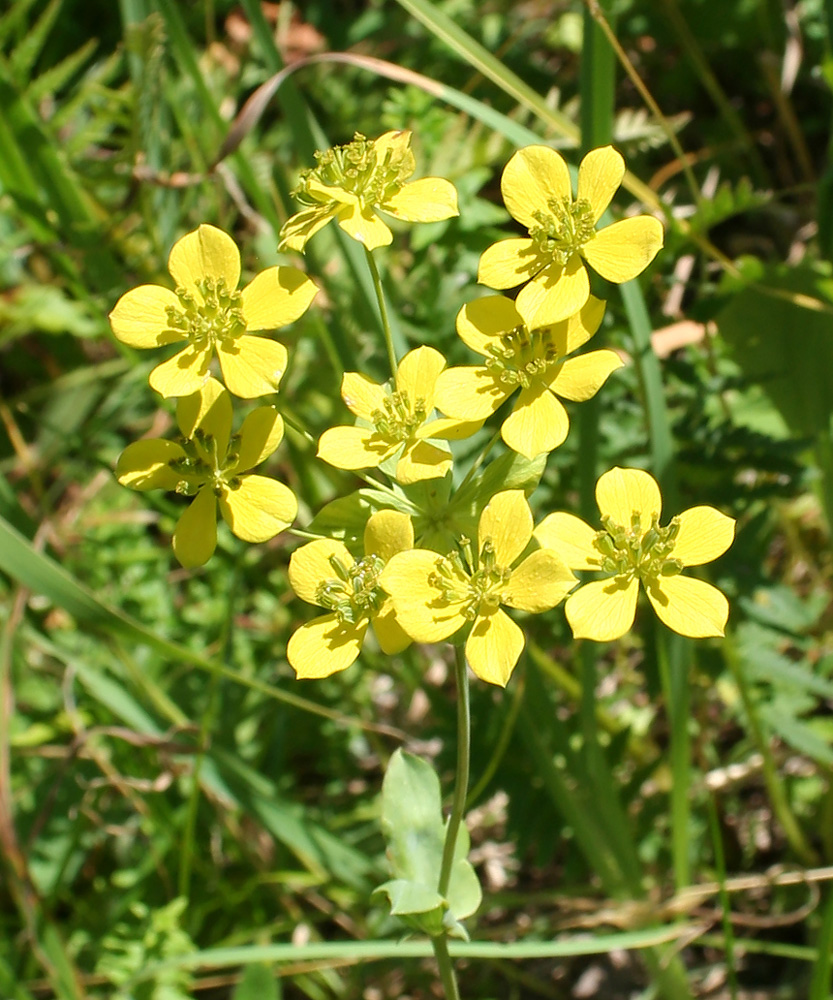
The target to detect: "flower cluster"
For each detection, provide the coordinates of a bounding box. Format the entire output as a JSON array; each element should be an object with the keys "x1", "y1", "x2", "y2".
[{"x1": 113, "y1": 134, "x2": 734, "y2": 682}]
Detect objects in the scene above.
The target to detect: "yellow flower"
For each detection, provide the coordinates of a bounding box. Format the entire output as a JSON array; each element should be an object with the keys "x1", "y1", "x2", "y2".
[
  {"x1": 109, "y1": 224, "x2": 318, "y2": 399},
  {"x1": 317, "y1": 346, "x2": 483, "y2": 484},
  {"x1": 279, "y1": 130, "x2": 459, "y2": 252},
  {"x1": 287, "y1": 510, "x2": 414, "y2": 678},
  {"x1": 534, "y1": 467, "x2": 735, "y2": 642},
  {"x1": 116, "y1": 379, "x2": 297, "y2": 567},
  {"x1": 434, "y1": 294, "x2": 622, "y2": 459},
  {"x1": 478, "y1": 145, "x2": 664, "y2": 326},
  {"x1": 379, "y1": 491, "x2": 576, "y2": 687}
]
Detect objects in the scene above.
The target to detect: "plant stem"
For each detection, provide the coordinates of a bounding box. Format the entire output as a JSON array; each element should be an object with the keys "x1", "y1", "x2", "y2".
[
  {"x1": 438, "y1": 645, "x2": 471, "y2": 897},
  {"x1": 456, "y1": 429, "x2": 501, "y2": 496},
  {"x1": 365, "y1": 247, "x2": 398, "y2": 378},
  {"x1": 431, "y1": 935, "x2": 462, "y2": 1000}
]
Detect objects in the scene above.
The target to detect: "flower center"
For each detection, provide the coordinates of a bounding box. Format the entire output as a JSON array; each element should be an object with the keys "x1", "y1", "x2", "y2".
[
  {"x1": 292, "y1": 132, "x2": 413, "y2": 208},
  {"x1": 315, "y1": 553, "x2": 386, "y2": 625},
  {"x1": 371, "y1": 391, "x2": 427, "y2": 442},
  {"x1": 590, "y1": 511, "x2": 683, "y2": 583},
  {"x1": 428, "y1": 539, "x2": 513, "y2": 621},
  {"x1": 167, "y1": 278, "x2": 246, "y2": 351},
  {"x1": 168, "y1": 428, "x2": 241, "y2": 497},
  {"x1": 529, "y1": 197, "x2": 596, "y2": 267},
  {"x1": 483, "y1": 323, "x2": 562, "y2": 389}
]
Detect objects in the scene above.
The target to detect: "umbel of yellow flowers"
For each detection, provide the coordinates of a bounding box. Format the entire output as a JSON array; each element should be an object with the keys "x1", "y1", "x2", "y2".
[
  {"x1": 435, "y1": 294, "x2": 622, "y2": 459},
  {"x1": 380, "y1": 491, "x2": 576, "y2": 687},
  {"x1": 116, "y1": 379, "x2": 297, "y2": 567},
  {"x1": 534, "y1": 468, "x2": 735, "y2": 641},
  {"x1": 478, "y1": 145, "x2": 664, "y2": 327},
  {"x1": 279, "y1": 130, "x2": 459, "y2": 252},
  {"x1": 109, "y1": 224, "x2": 318, "y2": 398}
]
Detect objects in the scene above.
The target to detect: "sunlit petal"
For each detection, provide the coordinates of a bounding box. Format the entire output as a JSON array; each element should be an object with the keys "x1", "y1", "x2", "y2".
[
  {"x1": 516, "y1": 255, "x2": 590, "y2": 327},
  {"x1": 318, "y1": 425, "x2": 394, "y2": 470},
  {"x1": 336, "y1": 202, "x2": 393, "y2": 250},
  {"x1": 534, "y1": 512, "x2": 599, "y2": 570},
  {"x1": 380, "y1": 550, "x2": 468, "y2": 642},
  {"x1": 434, "y1": 366, "x2": 508, "y2": 420},
  {"x1": 565, "y1": 577, "x2": 639, "y2": 641},
  {"x1": 501, "y1": 146, "x2": 571, "y2": 229},
  {"x1": 465, "y1": 608, "x2": 524, "y2": 687},
  {"x1": 341, "y1": 372, "x2": 387, "y2": 420},
  {"x1": 456, "y1": 295, "x2": 523, "y2": 355},
  {"x1": 364, "y1": 510, "x2": 414, "y2": 562},
  {"x1": 289, "y1": 538, "x2": 354, "y2": 606},
  {"x1": 647, "y1": 575, "x2": 729, "y2": 638},
  {"x1": 371, "y1": 599, "x2": 412, "y2": 655},
  {"x1": 116, "y1": 439, "x2": 184, "y2": 492},
  {"x1": 172, "y1": 488, "x2": 217, "y2": 568},
  {"x1": 168, "y1": 224, "x2": 240, "y2": 293},
  {"x1": 241, "y1": 267, "x2": 318, "y2": 331},
  {"x1": 395, "y1": 439, "x2": 451, "y2": 483},
  {"x1": 278, "y1": 205, "x2": 338, "y2": 252},
  {"x1": 582, "y1": 216, "x2": 664, "y2": 283},
  {"x1": 478, "y1": 490, "x2": 532, "y2": 567},
  {"x1": 109, "y1": 285, "x2": 185, "y2": 349},
  {"x1": 503, "y1": 550, "x2": 576, "y2": 612},
  {"x1": 549, "y1": 349, "x2": 623, "y2": 401},
  {"x1": 552, "y1": 295, "x2": 607, "y2": 356},
  {"x1": 219, "y1": 475, "x2": 297, "y2": 543},
  {"x1": 176, "y1": 378, "x2": 231, "y2": 454},
  {"x1": 501, "y1": 385, "x2": 569, "y2": 458},
  {"x1": 394, "y1": 346, "x2": 446, "y2": 410},
  {"x1": 287, "y1": 615, "x2": 367, "y2": 679},
  {"x1": 596, "y1": 467, "x2": 662, "y2": 527},
  {"x1": 233, "y1": 407, "x2": 284, "y2": 472},
  {"x1": 478, "y1": 238, "x2": 542, "y2": 290},
  {"x1": 672, "y1": 506, "x2": 736, "y2": 567},
  {"x1": 217, "y1": 335, "x2": 288, "y2": 398},
  {"x1": 577, "y1": 145, "x2": 625, "y2": 222},
  {"x1": 149, "y1": 345, "x2": 212, "y2": 398},
  {"x1": 416, "y1": 417, "x2": 484, "y2": 441},
  {"x1": 382, "y1": 177, "x2": 459, "y2": 222}
]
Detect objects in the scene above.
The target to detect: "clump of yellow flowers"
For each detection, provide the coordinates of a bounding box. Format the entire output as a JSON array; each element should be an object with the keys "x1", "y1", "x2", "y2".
[{"x1": 110, "y1": 131, "x2": 735, "y2": 987}]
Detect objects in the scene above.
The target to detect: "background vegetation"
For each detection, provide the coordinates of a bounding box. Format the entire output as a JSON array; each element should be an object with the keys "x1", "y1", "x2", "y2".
[{"x1": 2, "y1": 0, "x2": 833, "y2": 997}]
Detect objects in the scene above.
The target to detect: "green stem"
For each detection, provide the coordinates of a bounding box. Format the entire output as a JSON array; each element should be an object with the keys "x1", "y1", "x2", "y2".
[
  {"x1": 365, "y1": 247, "x2": 398, "y2": 378},
  {"x1": 431, "y1": 935, "x2": 462, "y2": 1000},
  {"x1": 438, "y1": 645, "x2": 471, "y2": 897},
  {"x1": 657, "y1": 630, "x2": 692, "y2": 891},
  {"x1": 456, "y1": 429, "x2": 501, "y2": 496}
]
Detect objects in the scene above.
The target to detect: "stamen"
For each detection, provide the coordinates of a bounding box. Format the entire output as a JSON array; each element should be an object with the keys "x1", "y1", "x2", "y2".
[
  {"x1": 165, "y1": 277, "x2": 246, "y2": 351},
  {"x1": 315, "y1": 553, "x2": 386, "y2": 625},
  {"x1": 528, "y1": 197, "x2": 596, "y2": 267},
  {"x1": 591, "y1": 512, "x2": 684, "y2": 582}
]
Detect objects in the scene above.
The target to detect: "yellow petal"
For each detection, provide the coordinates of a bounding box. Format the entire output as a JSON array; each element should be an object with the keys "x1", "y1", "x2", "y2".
[
  {"x1": 341, "y1": 372, "x2": 387, "y2": 421},
  {"x1": 217, "y1": 335, "x2": 288, "y2": 398},
  {"x1": 465, "y1": 608, "x2": 524, "y2": 687},
  {"x1": 456, "y1": 295, "x2": 523, "y2": 355},
  {"x1": 672, "y1": 506, "x2": 736, "y2": 567},
  {"x1": 501, "y1": 385, "x2": 569, "y2": 458},
  {"x1": 219, "y1": 474, "x2": 297, "y2": 543},
  {"x1": 395, "y1": 439, "x2": 452, "y2": 483},
  {"x1": 582, "y1": 215, "x2": 664, "y2": 283},
  {"x1": 515, "y1": 255, "x2": 590, "y2": 327},
  {"x1": 395, "y1": 346, "x2": 446, "y2": 410},
  {"x1": 381, "y1": 177, "x2": 459, "y2": 222},
  {"x1": 364, "y1": 510, "x2": 414, "y2": 562},
  {"x1": 287, "y1": 614, "x2": 366, "y2": 679},
  {"x1": 554, "y1": 295, "x2": 607, "y2": 356},
  {"x1": 596, "y1": 467, "x2": 662, "y2": 527},
  {"x1": 646, "y1": 575, "x2": 729, "y2": 638},
  {"x1": 307, "y1": 176, "x2": 358, "y2": 206},
  {"x1": 336, "y1": 202, "x2": 393, "y2": 250},
  {"x1": 478, "y1": 490, "x2": 532, "y2": 567},
  {"x1": 109, "y1": 285, "x2": 185, "y2": 349},
  {"x1": 501, "y1": 145, "x2": 571, "y2": 229},
  {"x1": 565, "y1": 577, "x2": 639, "y2": 641},
  {"x1": 577, "y1": 145, "x2": 625, "y2": 223},
  {"x1": 172, "y1": 487, "x2": 217, "y2": 568},
  {"x1": 116, "y1": 439, "x2": 184, "y2": 491},
  {"x1": 379, "y1": 550, "x2": 468, "y2": 642},
  {"x1": 534, "y1": 512, "x2": 598, "y2": 570},
  {"x1": 278, "y1": 205, "x2": 338, "y2": 252},
  {"x1": 371, "y1": 599, "x2": 412, "y2": 655},
  {"x1": 241, "y1": 267, "x2": 318, "y2": 331},
  {"x1": 416, "y1": 416, "x2": 484, "y2": 441},
  {"x1": 549, "y1": 350, "x2": 623, "y2": 401},
  {"x1": 318, "y1": 425, "x2": 394, "y2": 470},
  {"x1": 168, "y1": 224, "x2": 240, "y2": 293},
  {"x1": 434, "y1": 366, "x2": 508, "y2": 420},
  {"x1": 289, "y1": 538, "x2": 354, "y2": 606},
  {"x1": 478, "y1": 238, "x2": 542, "y2": 290},
  {"x1": 176, "y1": 378, "x2": 231, "y2": 454},
  {"x1": 149, "y1": 345, "x2": 212, "y2": 398},
  {"x1": 502, "y1": 550, "x2": 576, "y2": 612},
  {"x1": 233, "y1": 406, "x2": 284, "y2": 472}
]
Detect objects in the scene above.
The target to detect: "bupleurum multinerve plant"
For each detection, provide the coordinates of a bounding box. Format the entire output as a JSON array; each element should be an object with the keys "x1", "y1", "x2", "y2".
[{"x1": 112, "y1": 134, "x2": 734, "y2": 999}]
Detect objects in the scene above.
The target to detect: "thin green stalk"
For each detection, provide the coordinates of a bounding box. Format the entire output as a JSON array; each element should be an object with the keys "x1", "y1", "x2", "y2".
[
  {"x1": 657, "y1": 631, "x2": 692, "y2": 891},
  {"x1": 438, "y1": 645, "x2": 471, "y2": 897},
  {"x1": 456, "y1": 429, "x2": 501, "y2": 495},
  {"x1": 365, "y1": 248, "x2": 398, "y2": 378},
  {"x1": 809, "y1": 886, "x2": 833, "y2": 999},
  {"x1": 431, "y1": 935, "x2": 462, "y2": 1000},
  {"x1": 707, "y1": 793, "x2": 738, "y2": 999}
]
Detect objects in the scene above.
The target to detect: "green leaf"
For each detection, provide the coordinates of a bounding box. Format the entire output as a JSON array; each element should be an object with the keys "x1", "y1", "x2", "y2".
[{"x1": 232, "y1": 964, "x2": 280, "y2": 1000}]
